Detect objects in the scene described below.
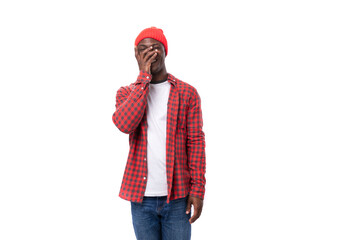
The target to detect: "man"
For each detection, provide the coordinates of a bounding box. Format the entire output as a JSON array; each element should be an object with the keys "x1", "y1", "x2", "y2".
[{"x1": 112, "y1": 27, "x2": 206, "y2": 240}]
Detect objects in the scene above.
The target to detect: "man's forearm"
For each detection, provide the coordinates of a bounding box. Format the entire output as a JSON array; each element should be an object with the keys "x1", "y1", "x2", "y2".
[
  {"x1": 112, "y1": 71, "x2": 151, "y2": 134},
  {"x1": 188, "y1": 130, "x2": 206, "y2": 199},
  {"x1": 186, "y1": 88, "x2": 206, "y2": 199}
]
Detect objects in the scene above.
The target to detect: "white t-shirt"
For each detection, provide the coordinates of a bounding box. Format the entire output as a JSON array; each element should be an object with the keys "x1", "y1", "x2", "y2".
[{"x1": 144, "y1": 80, "x2": 171, "y2": 196}]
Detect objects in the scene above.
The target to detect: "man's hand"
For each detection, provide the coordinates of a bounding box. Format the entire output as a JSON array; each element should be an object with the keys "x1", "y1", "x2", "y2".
[
  {"x1": 134, "y1": 45, "x2": 157, "y2": 74},
  {"x1": 186, "y1": 196, "x2": 203, "y2": 224}
]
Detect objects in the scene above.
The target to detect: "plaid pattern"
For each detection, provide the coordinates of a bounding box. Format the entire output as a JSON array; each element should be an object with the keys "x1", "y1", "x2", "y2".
[{"x1": 112, "y1": 71, "x2": 206, "y2": 203}]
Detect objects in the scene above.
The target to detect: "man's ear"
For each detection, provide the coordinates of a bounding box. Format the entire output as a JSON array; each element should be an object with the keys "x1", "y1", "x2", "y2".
[{"x1": 134, "y1": 46, "x2": 139, "y2": 58}]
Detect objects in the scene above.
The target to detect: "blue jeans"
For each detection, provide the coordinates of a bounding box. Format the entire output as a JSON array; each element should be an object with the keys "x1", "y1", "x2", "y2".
[{"x1": 131, "y1": 196, "x2": 191, "y2": 240}]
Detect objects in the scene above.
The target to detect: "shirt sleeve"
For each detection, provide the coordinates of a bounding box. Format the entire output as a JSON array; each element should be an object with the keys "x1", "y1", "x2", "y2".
[
  {"x1": 112, "y1": 71, "x2": 151, "y2": 134},
  {"x1": 187, "y1": 88, "x2": 206, "y2": 199}
]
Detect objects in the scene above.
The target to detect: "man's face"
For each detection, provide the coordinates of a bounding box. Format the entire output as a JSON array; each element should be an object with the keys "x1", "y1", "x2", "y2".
[{"x1": 137, "y1": 38, "x2": 166, "y2": 74}]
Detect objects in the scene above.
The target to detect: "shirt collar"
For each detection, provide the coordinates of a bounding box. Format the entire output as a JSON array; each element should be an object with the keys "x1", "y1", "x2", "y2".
[{"x1": 166, "y1": 73, "x2": 177, "y2": 86}]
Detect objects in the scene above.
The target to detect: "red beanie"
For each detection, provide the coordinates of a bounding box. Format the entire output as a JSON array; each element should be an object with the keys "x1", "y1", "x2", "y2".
[{"x1": 135, "y1": 27, "x2": 168, "y2": 56}]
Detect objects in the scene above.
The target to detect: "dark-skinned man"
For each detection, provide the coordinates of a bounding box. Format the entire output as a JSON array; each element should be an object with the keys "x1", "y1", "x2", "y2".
[{"x1": 112, "y1": 27, "x2": 206, "y2": 240}]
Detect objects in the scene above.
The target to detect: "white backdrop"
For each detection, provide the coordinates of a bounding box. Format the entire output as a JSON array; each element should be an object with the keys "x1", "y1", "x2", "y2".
[{"x1": 1, "y1": 0, "x2": 359, "y2": 239}]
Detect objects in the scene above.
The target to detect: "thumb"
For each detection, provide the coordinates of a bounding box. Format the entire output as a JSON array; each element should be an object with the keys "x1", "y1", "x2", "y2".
[{"x1": 186, "y1": 198, "x2": 192, "y2": 214}]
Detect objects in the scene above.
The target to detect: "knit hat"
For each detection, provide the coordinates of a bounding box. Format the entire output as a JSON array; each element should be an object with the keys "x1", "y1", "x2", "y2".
[{"x1": 135, "y1": 27, "x2": 168, "y2": 56}]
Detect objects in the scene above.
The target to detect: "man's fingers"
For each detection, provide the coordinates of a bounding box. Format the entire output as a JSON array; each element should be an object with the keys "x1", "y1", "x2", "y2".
[
  {"x1": 144, "y1": 50, "x2": 156, "y2": 62},
  {"x1": 143, "y1": 52, "x2": 157, "y2": 73},
  {"x1": 187, "y1": 198, "x2": 201, "y2": 224},
  {"x1": 140, "y1": 46, "x2": 153, "y2": 59},
  {"x1": 186, "y1": 199, "x2": 192, "y2": 215},
  {"x1": 187, "y1": 196, "x2": 203, "y2": 224},
  {"x1": 149, "y1": 52, "x2": 157, "y2": 62},
  {"x1": 189, "y1": 207, "x2": 200, "y2": 224}
]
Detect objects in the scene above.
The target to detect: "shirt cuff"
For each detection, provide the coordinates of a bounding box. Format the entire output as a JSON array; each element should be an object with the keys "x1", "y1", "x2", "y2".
[
  {"x1": 135, "y1": 70, "x2": 152, "y2": 84},
  {"x1": 189, "y1": 185, "x2": 205, "y2": 200}
]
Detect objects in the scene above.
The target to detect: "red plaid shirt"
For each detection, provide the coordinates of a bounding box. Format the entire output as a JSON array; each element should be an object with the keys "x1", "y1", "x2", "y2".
[{"x1": 112, "y1": 71, "x2": 206, "y2": 203}]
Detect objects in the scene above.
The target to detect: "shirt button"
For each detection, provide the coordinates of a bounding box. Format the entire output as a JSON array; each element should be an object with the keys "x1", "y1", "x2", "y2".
[
  {"x1": 141, "y1": 87, "x2": 143, "y2": 89},
  {"x1": 146, "y1": 76, "x2": 149, "y2": 79},
  {"x1": 144, "y1": 158, "x2": 146, "y2": 161},
  {"x1": 143, "y1": 177, "x2": 146, "y2": 180}
]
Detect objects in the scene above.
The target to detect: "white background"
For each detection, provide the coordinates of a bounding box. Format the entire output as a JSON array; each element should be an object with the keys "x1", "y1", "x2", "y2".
[{"x1": 1, "y1": 0, "x2": 359, "y2": 239}]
